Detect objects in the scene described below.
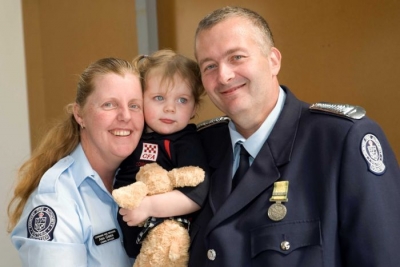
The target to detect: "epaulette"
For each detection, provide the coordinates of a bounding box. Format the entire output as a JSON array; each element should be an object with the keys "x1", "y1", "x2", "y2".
[
  {"x1": 38, "y1": 156, "x2": 74, "y2": 194},
  {"x1": 309, "y1": 102, "x2": 366, "y2": 120},
  {"x1": 197, "y1": 116, "x2": 230, "y2": 131}
]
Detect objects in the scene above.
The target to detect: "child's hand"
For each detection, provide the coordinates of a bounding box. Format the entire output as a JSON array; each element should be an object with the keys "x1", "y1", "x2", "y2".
[{"x1": 119, "y1": 197, "x2": 150, "y2": 226}]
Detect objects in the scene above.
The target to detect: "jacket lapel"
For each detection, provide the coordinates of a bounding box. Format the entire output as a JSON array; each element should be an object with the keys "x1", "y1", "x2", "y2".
[
  {"x1": 206, "y1": 142, "x2": 280, "y2": 234},
  {"x1": 205, "y1": 86, "x2": 303, "y2": 235},
  {"x1": 208, "y1": 149, "x2": 234, "y2": 212}
]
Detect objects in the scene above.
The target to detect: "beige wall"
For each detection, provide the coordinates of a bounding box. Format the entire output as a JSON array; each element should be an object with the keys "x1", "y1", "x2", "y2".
[
  {"x1": 23, "y1": 0, "x2": 139, "y2": 149},
  {"x1": 23, "y1": 1, "x2": 400, "y2": 159},
  {"x1": 1, "y1": 1, "x2": 30, "y2": 265},
  {"x1": 157, "y1": 0, "x2": 400, "y2": 159}
]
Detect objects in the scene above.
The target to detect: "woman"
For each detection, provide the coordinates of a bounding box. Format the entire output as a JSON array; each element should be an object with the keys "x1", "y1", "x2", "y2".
[{"x1": 7, "y1": 57, "x2": 144, "y2": 267}]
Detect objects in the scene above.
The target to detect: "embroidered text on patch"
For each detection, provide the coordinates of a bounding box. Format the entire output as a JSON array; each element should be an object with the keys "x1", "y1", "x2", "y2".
[
  {"x1": 27, "y1": 205, "x2": 57, "y2": 241},
  {"x1": 140, "y1": 143, "x2": 158, "y2": 161}
]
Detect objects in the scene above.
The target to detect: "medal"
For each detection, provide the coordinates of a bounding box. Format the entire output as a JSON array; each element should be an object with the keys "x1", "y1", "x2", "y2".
[
  {"x1": 268, "y1": 202, "x2": 287, "y2": 221},
  {"x1": 268, "y1": 181, "x2": 289, "y2": 221}
]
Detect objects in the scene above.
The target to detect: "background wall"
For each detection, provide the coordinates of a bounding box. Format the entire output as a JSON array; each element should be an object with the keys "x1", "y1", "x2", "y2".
[
  {"x1": 157, "y1": 0, "x2": 400, "y2": 159},
  {"x1": 2, "y1": 1, "x2": 399, "y2": 265},
  {"x1": 23, "y1": 0, "x2": 139, "y2": 149},
  {"x1": 22, "y1": 0, "x2": 400, "y2": 158},
  {"x1": 0, "y1": 1, "x2": 30, "y2": 266}
]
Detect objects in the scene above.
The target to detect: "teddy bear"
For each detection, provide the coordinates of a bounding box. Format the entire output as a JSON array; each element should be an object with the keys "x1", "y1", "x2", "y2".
[{"x1": 112, "y1": 162, "x2": 205, "y2": 267}]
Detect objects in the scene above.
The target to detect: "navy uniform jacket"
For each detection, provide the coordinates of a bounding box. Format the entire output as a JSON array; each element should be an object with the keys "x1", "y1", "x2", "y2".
[{"x1": 188, "y1": 87, "x2": 400, "y2": 267}]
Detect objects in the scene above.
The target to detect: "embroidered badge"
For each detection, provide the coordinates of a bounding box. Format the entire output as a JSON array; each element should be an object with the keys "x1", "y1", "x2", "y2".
[
  {"x1": 361, "y1": 134, "x2": 386, "y2": 175},
  {"x1": 140, "y1": 143, "x2": 158, "y2": 161},
  {"x1": 27, "y1": 205, "x2": 57, "y2": 241},
  {"x1": 93, "y1": 228, "x2": 120, "y2": 246}
]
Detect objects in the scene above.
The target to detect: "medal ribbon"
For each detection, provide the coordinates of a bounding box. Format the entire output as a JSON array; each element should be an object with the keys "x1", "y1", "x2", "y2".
[{"x1": 269, "y1": 181, "x2": 289, "y2": 202}]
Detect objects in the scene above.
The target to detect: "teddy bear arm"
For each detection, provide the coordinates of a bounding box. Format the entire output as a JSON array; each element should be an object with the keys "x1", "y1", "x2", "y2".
[
  {"x1": 112, "y1": 181, "x2": 148, "y2": 210},
  {"x1": 168, "y1": 166, "x2": 205, "y2": 188}
]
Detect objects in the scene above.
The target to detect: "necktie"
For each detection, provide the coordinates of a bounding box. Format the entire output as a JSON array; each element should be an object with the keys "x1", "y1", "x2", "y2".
[{"x1": 232, "y1": 144, "x2": 250, "y2": 190}]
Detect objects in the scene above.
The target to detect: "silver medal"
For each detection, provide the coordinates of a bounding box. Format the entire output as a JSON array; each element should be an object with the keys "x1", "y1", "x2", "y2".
[{"x1": 268, "y1": 202, "x2": 287, "y2": 221}]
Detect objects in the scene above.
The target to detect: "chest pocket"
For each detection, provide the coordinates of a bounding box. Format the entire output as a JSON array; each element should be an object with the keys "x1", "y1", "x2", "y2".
[{"x1": 250, "y1": 219, "x2": 322, "y2": 267}]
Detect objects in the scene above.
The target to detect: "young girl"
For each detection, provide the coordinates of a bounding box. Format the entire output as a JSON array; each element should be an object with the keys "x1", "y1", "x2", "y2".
[{"x1": 114, "y1": 49, "x2": 209, "y2": 258}]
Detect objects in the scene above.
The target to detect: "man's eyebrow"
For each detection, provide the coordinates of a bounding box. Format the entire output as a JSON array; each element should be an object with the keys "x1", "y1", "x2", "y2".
[
  {"x1": 198, "y1": 57, "x2": 213, "y2": 67},
  {"x1": 198, "y1": 47, "x2": 245, "y2": 67}
]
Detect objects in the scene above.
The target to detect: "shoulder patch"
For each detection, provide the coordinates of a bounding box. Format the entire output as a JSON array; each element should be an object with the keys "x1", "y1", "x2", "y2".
[
  {"x1": 309, "y1": 102, "x2": 366, "y2": 119},
  {"x1": 361, "y1": 134, "x2": 386, "y2": 175},
  {"x1": 197, "y1": 116, "x2": 230, "y2": 131},
  {"x1": 27, "y1": 205, "x2": 57, "y2": 241}
]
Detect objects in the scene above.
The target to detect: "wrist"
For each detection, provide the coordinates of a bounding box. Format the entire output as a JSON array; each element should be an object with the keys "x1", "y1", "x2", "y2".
[{"x1": 141, "y1": 196, "x2": 153, "y2": 218}]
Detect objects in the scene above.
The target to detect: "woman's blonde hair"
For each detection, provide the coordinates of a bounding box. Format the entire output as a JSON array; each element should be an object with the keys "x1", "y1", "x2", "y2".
[{"x1": 7, "y1": 57, "x2": 138, "y2": 232}]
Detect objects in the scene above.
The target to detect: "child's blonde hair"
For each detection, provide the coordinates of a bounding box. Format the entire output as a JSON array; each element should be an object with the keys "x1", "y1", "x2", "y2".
[{"x1": 133, "y1": 49, "x2": 205, "y2": 108}]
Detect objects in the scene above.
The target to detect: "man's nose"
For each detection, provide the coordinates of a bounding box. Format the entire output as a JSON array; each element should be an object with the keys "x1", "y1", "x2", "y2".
[{"x1": 218, "y1": 63, "x2": 234, "y2": 84}]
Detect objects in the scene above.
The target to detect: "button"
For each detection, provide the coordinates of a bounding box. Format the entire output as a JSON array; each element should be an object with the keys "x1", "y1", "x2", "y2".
[
  {"x1": 207, "y1": 249, "x2": 216, "y2": 260},
  {"x1": 280, "y1": 241, "x2": 290, "y2": 251}
]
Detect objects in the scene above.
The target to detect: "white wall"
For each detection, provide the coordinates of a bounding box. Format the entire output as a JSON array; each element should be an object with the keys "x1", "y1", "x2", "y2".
[{"x1": 0, "y1": 0, "x2": 31, "y2": 266}]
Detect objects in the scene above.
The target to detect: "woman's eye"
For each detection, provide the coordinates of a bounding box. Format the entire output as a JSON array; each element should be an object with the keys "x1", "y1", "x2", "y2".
[
  {"x1": 178, "y1": 98, "x2": 188, "y2": 104},
  {"x1": 102, "y1": 102, "x2": 115, "y2": 109},
  {"x1": 233, "y1": 55, "x2": 243, "y2": 61},
  {"x1": 154, "y1": 96, "x2": 164, "y2": 101},
  {"x1": 129, "y1": 103, "x2": 141, "y2": 110}
]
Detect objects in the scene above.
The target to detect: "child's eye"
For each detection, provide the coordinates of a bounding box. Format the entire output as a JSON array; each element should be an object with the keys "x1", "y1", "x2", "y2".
[
  {"x1": 154, "y1": 96, "x2": 164, "y2": 101},
  {"x1": 177, "y1": 98, "x2": 188, "y2": 104}
]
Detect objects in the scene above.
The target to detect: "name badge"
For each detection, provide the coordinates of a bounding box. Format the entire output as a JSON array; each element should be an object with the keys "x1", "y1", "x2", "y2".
[{"x1": 93, "y1": 228, "x2": 120, "y2": 246}]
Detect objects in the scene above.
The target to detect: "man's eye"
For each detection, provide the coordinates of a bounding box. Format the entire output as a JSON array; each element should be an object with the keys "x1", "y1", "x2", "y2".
[
  {"x1": 154, "y1": 96, "x2": 164, "y2": 101},
  {"x1": 204, "y1": 64, "x2": 216, "y2": 72},
  {"x1": 233, "y1": 55, "x2": 243, "y2": 61},
  {"x1": 178, "y1": 98, "x2": 188, "y2": 104}
]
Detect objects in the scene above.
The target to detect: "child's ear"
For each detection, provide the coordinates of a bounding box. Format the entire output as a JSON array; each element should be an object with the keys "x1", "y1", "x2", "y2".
[{"x1": 190, "y1": 106, "x2": 198, "y2": 120}]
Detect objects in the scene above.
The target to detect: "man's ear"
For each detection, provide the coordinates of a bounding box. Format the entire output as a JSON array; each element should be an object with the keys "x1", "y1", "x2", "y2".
[{"x1": 269, "y1": 47, "x2": 282, "y2": 76}]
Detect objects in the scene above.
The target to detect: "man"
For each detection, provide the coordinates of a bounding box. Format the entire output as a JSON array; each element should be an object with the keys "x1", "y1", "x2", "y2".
[{"x1": 189, "y1": 6, "x2": 400, "y2": 267}]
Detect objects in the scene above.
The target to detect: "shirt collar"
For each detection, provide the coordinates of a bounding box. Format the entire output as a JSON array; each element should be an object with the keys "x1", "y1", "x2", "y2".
[
  {"x1": 70, "y1": 143, "x2": 98, "y2": 188},
  {"x1": 229, "y1": 87, "x2": 286, "y2": 158}
]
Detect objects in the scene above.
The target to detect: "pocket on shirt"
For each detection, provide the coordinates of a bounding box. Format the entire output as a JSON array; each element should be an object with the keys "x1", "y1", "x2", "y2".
[{"x1": 250, "y1": 219, "x2": 323, "y2": 267}]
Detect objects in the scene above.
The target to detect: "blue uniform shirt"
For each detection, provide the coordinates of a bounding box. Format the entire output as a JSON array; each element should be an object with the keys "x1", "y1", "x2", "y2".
[
  {"x1": 11, "y1": 144, "x2": 134, "y2": 267},
  {"x1": 229, "y1": 87, "x2": 286, "y2": 175}
]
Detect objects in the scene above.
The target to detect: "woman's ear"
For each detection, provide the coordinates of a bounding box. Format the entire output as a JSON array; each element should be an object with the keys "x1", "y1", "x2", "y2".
[{"x1": 73, "y1": 103, "x2": 84, "y2": 129}]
